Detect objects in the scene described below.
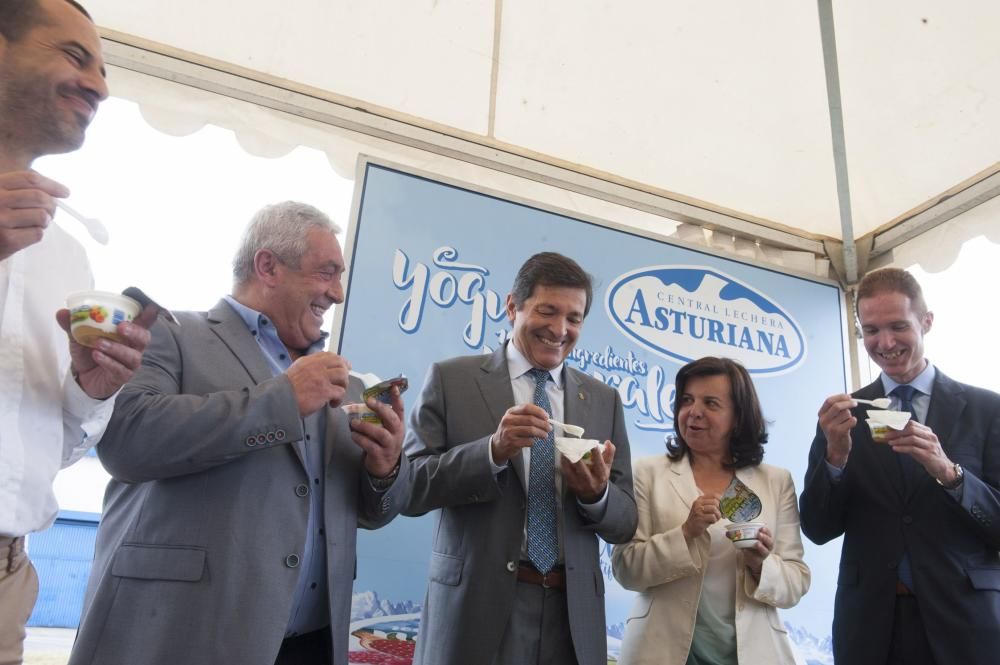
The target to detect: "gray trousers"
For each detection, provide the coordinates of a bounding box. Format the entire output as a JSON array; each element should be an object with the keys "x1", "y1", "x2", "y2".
[{"x1": 494, "y1": 580, "x2": 580, "y2": 665}]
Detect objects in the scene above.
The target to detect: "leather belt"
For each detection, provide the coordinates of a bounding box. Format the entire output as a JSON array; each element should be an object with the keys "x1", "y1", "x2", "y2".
[
  {"x1": 1, "y1": 535, "x2": 25, "y2": 574},
  {"x1": 517, "y1": 562, "x2": 565, "y2": 589},
  {"x1": 895, "y1": 580, "x2": 914, "y2": 596}
]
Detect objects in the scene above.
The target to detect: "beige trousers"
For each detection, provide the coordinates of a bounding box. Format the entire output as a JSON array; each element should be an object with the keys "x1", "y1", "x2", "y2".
[{"x1": 0, "y1": 536, "x2": 39, "y2": 665}]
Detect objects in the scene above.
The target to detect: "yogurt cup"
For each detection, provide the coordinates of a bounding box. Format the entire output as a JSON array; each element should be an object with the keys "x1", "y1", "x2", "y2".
[
  {"x1": 866, "y1": 419, "x2": 890, "y2": 443},
  {"x1": 66, "y1": 291, "x2": 141, "y2": 348},
  {"x1": 342, "y1": 402, "x2": 382, "y2": 426},
  {"x1": 866, "y1": 409, "x2": 911, "y2": 443},
  {"x1": 725, "y1": 521, "x2": 764, "y2": 549},
  {"x1": 554, "y1": 437, "x2": 605, "y2": 465}
]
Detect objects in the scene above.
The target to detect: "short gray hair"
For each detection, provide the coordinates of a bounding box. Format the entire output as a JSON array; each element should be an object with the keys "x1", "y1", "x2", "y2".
[{"x1": 232, "y1": 201, "x2": 342, "y2": 285}]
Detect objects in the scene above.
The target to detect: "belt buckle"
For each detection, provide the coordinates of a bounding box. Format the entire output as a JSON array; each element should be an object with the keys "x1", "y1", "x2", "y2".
[{"x1": 540, "y1": 572, "x2": 554, "y2": 589}]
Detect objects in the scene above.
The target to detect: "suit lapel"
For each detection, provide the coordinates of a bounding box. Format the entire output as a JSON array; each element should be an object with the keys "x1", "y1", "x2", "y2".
[
  {"x1": 207, "y1": 299, "x2": 277, "y2": 386},
  {"x1": 475, "y1": 346, "x2": 522, "y2": 489},
  {"x1": 563, "y1": 368, "x2": 589, "y2": 438},
  {"x1": 208, "y1": 299, "x2": 308, "y2": 469},
  {"x1": 925, "y1": 370, "x2": 965, "y2": 454},
  {"x1": 855, "y1": 380, "x2": 907, "y2": 501},
  {"x1": 665, "y1": 454, "x2": 700, "y2": 507}
]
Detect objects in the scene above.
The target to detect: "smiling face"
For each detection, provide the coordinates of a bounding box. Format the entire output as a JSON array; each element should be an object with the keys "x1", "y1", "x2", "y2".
[
  {"x1": 858, "y1": 289, "x2": 932, "y2": 384},
  {"x1": 267, "y1": 227, "x2": 346, "y2": 354},
  {"x1": 0, "y1": 0, "x2": 108, "y2": 163},
  {"x1": 506, "y1": 284, "x2": 587, "y2": 370},
  {"x1": 677, "y1": 373, "x2": 736, "y2": 457}
]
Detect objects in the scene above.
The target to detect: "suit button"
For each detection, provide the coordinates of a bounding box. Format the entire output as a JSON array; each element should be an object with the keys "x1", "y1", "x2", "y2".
[
  {"x1": 902, "y1": 515, "x2": 913, "y2": 525},
  {"x1": 266, "y1": 432, "x2": 276, "y2": 443},
  {"x1": 285, "y1": 554, "x2": 300, "y2": 568},
  {"x1": 506, "y1": 561, "x2": 517, "y2": 573},
  {"x1": 256, "y1": 434, "x2": 267, "y2": 445},
  {"x1": 276, "y1": 429, "x2": 286, "y2": 441},
  {"x1": 295, "y1": 484, "x2": 309, "y2": 497},
  {"x1": 245, "y1": 436, "x2": 256, "y2": 447}
]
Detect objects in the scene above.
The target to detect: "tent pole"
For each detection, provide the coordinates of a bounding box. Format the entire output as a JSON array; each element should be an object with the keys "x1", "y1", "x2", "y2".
[{"x1": 817, "y1": 0, "x2": 859, "y2": 284}]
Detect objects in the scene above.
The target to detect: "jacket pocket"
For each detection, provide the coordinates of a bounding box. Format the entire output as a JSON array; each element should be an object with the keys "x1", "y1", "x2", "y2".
[
  {"x1": 428, "y1": 551, "x2": 463, "y2": 586},
  {"x1": 111, "y1": 544, "x2": 206, "y2": 582},
  {"x1": 966, "y1": 553, "x2": 1000, "y2": 591},
  {"x1": 626, "y1": 594, "x2": 653, "y2": 623},
  {"x1": 838, "y1": 561, "x2": 859, "y2": 587}
]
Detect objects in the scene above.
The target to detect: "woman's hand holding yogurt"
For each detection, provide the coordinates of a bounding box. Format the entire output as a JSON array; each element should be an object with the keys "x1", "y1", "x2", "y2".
[
  {"x1": 742, "y1": 525, "x2": 774, "y2": 581},
  {"x1": 56, "y1": 304, "x2": 157, "y2": 400},
  {"x1": 682, "y1": 493, "x2": 722, "y2": 543}
]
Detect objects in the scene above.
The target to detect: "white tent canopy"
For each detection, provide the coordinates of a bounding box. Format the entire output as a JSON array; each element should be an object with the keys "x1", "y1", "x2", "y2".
[{"x1": 87, "y1": 0, "x2": 1000, "y2": 281}]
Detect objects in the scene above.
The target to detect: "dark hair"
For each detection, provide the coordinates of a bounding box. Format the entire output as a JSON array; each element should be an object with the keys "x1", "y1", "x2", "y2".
[
  {"x1": 855, "y1": 267, "x2": 928, "y2": 318},
  {"x1": 0, "y1": 0, "x2": 92, "y2": 42},
  {"x1": 667, "y1": 356, "x2": 767, "y2": 469},
  {"x1": 510, "y1": 252, "x2": 594, "y2": 316}
]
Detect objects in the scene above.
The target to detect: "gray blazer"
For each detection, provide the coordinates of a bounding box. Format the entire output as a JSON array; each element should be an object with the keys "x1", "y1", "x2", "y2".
[
  {"x1": 403, "y1": 343, "x2": 637, "y2": 665},
  {"x1": 68, "y1": 299, "x2": 411, "y2": 665},
  {"x1": 800, "y1": 368, "x2": 1000, "y2": 665}
]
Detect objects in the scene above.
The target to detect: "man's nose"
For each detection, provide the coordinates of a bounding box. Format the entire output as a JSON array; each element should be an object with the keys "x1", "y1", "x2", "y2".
[
  {"x1": 80, "y1": 65, "x2": 109, "y2": 103},
  {"x1": 876, "y1": 330, "x2": 896, "y2": 348},
  {"x1": 328, "y1": 280, "x2": 345, "y2": 305}
]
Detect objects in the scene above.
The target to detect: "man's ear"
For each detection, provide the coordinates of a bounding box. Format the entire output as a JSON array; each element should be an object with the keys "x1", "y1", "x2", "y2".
[
  {"x1": 253, "y1": 249, "x2": 280, "y2": 286},
  {"x1": 505, "y1": 293, "x2": 518, "y2": 324},
  {"x1": 922, "y1": 310, "x2": 934, "y2": 334}
]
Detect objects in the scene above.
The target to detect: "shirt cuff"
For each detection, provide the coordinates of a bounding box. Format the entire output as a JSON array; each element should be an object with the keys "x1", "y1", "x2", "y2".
[
  {"x1": 62, "y1": 371, "x2": 118, "y2": 464},
  {"x1": 487, "y1": 435, "x2": 508, "y2": 475},
  {"x1": 576, "y1": 484, "x2": 610, "y2": 519},
  {"x1": 825, "y1": 460, "x2": 845, "y2": 483}
]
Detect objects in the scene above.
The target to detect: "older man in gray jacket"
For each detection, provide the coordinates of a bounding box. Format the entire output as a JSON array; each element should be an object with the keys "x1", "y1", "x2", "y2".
[{"x1": 69, "y1": 202, "x2": 411, "y2": 665}]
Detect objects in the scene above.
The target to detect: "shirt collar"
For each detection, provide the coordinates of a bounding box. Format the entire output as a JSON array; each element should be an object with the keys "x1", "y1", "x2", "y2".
[
  {"x1": 223, "y1": 295, "x2": 328, "y2": 356},
  {"x1": 505, "y1": 340, "x2": 564, "y2": 388},
  {"x1": 880, "y1": 361, "x2": 935, "y2": 397}
]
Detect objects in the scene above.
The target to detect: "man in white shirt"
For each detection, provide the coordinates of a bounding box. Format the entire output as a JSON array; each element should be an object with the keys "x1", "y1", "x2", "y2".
[{"x1": 0, "y1": 2, "x2": 153, "y2": 662}]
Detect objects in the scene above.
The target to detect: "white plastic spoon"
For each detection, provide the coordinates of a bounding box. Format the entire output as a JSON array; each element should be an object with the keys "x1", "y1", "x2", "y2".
[
  {"x1": 548, "y1": 418, "x2": 584, "y2": 438},
  {"x1": 56, "y1": 200, "x2": 109, "y2": 245},
  {"x1": 854, "y1": 397, "x2": 891, "y2": 409}
]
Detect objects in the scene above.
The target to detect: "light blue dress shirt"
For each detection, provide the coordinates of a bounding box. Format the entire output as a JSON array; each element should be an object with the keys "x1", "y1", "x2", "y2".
[{"x1": 223, "y1": 296, "x2": 330, "y2": 637}]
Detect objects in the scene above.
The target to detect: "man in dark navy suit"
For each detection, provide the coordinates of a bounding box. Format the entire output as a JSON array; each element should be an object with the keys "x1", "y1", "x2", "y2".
[{"x1": 801, "y1": 267, "x2": 1000, "y2": 665}]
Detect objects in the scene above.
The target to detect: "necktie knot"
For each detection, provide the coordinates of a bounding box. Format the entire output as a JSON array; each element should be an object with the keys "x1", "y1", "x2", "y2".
[
  {"x1": 891, "y1": 384, "x2": 917, "y2": 412},
  {"x1": 528, "y1": 367, "x2": 551, "y2": 386}
]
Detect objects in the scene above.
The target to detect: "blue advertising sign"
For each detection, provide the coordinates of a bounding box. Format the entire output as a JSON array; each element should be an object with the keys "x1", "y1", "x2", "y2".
[{"x1": 334, "y1": 159, "x2": 846, "y2": 664}]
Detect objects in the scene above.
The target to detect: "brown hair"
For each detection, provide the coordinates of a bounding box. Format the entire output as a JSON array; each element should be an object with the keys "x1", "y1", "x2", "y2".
[
  {"x1": 0, "y1": 0, "x2": 92, "y2": 42},
  {"x1": 856, "y1": 267, "x2": 928, "y2": 317},
  {"x1": 667, "y1": 356, "x2": 767, "y2": 469},
  {"x1": 510, "y1": 252, "x2": 594, "y2": 317}
]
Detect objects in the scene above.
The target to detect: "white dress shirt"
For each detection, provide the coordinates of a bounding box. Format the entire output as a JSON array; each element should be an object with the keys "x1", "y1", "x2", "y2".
[{"x1": 0, "y1": 226, "x2": 115, "y2": 538}]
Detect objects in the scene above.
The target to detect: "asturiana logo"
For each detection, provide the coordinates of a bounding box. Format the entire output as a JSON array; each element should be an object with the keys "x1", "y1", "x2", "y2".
[{"x1": 605, "y1": 266, "x2": 806, "y2": 374}]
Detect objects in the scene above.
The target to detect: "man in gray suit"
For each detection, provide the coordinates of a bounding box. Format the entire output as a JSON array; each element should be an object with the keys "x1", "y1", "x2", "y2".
[
  {"x1": 69, "y1": 202, "x2": 411, "y2": 665},
  {"x1": 405, "y1": 251, "x2": 637, "y2": 665}
]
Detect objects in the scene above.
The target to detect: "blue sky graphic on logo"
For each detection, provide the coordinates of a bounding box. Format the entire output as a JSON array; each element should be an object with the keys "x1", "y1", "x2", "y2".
[{"x1": 606, "y1": 266, "x2": 807, "y2": 374}]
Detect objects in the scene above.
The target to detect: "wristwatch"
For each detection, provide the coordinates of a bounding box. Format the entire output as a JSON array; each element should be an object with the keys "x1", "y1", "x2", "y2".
[
  {"x1": 936, "y1": 463, "x2": 964, "y2": 490},
  {"x1": 369, "y1": 459, "x2": 401, "y2": 491}
]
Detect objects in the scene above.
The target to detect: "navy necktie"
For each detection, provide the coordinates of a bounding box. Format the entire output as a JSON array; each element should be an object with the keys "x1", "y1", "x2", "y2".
[
  {"x1": 526, "y1": 367, "x2": 558, "y2": 574},
  {"x1": 890, "y1": 383, "x2": 918, "y2": 592},
  {"x1": 892, "y1": 384, "x2": 916, "y2": 414}
]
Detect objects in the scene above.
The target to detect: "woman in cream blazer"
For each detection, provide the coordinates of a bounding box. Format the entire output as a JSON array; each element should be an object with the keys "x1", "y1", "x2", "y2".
[{"x1": 611, "y1": 357, "x2": 810, "y2": 665}]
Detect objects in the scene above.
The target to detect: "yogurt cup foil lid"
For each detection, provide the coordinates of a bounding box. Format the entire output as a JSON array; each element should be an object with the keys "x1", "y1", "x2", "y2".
[{"x1": 719, "y1": 476, "x2": 763, "y2": 522}]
